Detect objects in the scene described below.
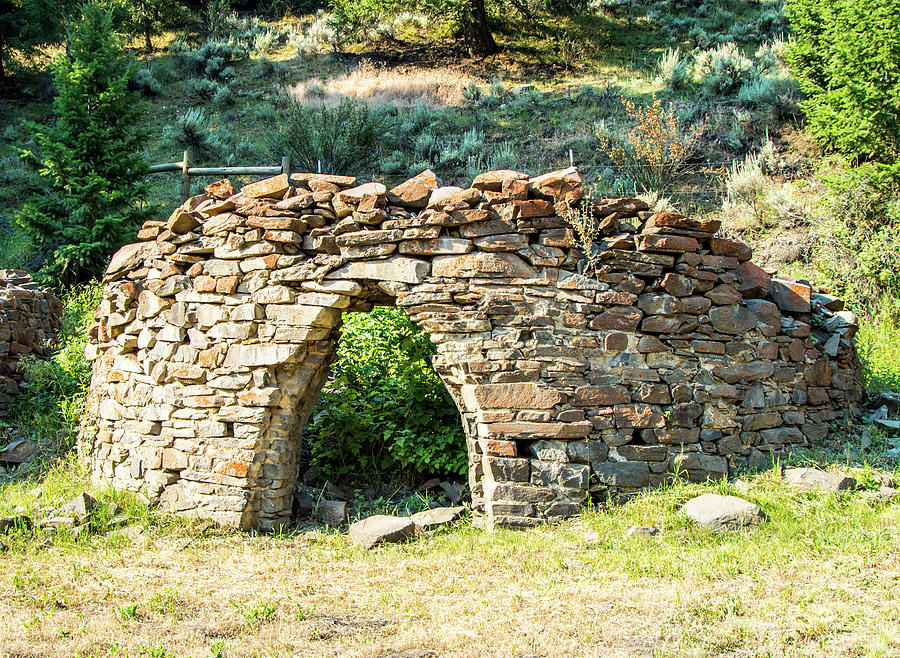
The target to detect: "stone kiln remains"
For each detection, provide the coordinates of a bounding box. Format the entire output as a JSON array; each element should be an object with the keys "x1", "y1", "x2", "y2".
[
  {"x1": 81, "y1": 168, "x2": 863, "y2": 530},
  {"x1": 0, "y1": 270, "x2": 62, "y2": 417}
]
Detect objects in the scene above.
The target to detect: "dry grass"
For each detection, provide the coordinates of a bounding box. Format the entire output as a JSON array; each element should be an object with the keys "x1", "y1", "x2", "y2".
[
  {"x1": 290, "y1": 60, "x2": 478, "y2": 108},
  {"x1": 1, "y1": 460, "x2": 899, "y2": 657}
]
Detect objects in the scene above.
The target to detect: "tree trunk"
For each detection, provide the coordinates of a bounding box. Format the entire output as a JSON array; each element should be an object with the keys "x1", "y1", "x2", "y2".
[
  {"x1": 141, "y1": 1, "x2": 152, "y2": 53},
  {"x1": 463, "y1": 0, "x2": 499, "y2": 57},
  {"x1": 143, "y1": 18, "x2": 152, "y2": 53}
]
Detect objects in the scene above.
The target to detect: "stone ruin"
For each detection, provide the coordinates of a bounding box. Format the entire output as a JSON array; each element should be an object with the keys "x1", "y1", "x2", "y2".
[
  {"x1": 80, "y1": 167, "x2": 864, "y2": 530},
  {"x1": 0, "y1": 270, "x2": 62, "y2": 417}
]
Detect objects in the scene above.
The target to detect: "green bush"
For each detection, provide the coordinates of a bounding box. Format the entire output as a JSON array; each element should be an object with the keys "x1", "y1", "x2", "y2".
[
  {"x1": 12, "y1": 282, "x2": 102, "y2": 450},
  {"x1": 786, "y1": 0, "x2": 900, "y2": 164},
  {"x1": 810, "y1": 162, "x2": 900, "y2": 313},
  {"x1": 267, "y1": 98, "x2": 390, "y2": 175},
  {"x1": 855, "y1": 305, "x2": 900, "y2": 392},
  {"x1": 305, "y1": 307, "x2": 466, "y2": 484}
]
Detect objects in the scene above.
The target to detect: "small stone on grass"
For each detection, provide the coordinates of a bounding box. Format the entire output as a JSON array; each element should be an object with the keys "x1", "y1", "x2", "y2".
[
  {"x1": 682, "y1": 493, "x2": 765, "y2": 531},
  {"x1": 350, "y1": 515, "x2": 416, "y2": 550},
  {"x1": 783, "y1": 468, "x2": 856, "y2": 493}
]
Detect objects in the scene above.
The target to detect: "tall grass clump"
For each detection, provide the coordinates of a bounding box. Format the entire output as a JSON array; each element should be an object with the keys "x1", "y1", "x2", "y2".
[
  {"x1": 656, "y1": 48, "x2": 690, "y2": 91},
  {"x1": 268, "y1": 98, "x2": 390, "y2": 175}
]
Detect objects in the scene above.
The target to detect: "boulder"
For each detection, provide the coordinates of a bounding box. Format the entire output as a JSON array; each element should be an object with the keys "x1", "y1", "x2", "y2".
[
  {"x1": 350, "y1": 515, "x2": 416, "y2": 549},
  {"x1": 0, "y1": 438, "x2": 36, "y2": 464},
  {"x1": 410, "y1": 506, "x2": 465, "y2": 529},
  {"x1": 783, "y1": 468, "x2": 856, "y2": 493},
  {"x1": 682, "y1": 493, "x2": 765, "y2": 531}
]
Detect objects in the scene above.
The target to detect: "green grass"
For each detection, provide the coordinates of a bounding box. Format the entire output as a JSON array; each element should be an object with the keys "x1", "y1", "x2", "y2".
[
  {"x1": 0, "y1": 450, "x2": 897, "y2": 655},
  {"x1": 857, "y1": 309, "x2": 900, "y2": 392}
]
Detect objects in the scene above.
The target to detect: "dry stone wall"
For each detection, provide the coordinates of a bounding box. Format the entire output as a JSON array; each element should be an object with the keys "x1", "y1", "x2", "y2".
[
  {"x1": 0, "y1": 270, "x2": 62, "y2": 416},
  {"x1": 81, "y1": 167, "x2": 863, "y2": 530}
]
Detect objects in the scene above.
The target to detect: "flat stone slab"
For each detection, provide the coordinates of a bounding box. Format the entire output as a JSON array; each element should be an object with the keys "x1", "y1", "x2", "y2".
[
  {"x1": 410, "y1": 506, "x2": 465, "y2": 529},
  {"x1": 682, "y1": 493, "x2": 765, "y2": 531},
  {"x1": 0, "y1": 438, "x2": 36, "y2": 464},
  {"x1": 783, "y1": 468, "x2": 856, "y2": 493},
  {"x1": 350, "y1": 515, "x2": 416, "y2": 549}
]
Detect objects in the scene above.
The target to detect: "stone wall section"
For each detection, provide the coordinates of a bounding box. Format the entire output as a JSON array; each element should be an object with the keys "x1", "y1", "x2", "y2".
[
  {"x1": 80, "y1": 168, "x2": 863, "y2": 530},
  {"x1": 0, "y1": 270, "x2": 62, "y2": 416}
]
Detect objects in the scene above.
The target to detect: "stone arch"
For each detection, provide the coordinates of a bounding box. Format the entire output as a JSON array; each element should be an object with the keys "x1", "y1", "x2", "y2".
[{"x1": 81, "y1": 167, "x2": 863, "y2": 530}]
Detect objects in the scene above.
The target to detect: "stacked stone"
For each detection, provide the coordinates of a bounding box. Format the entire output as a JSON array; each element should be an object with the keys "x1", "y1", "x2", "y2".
[
  {"x1": 81, "y1": 166, "x2": 862, "y2": 531},
  {"x1": 0, "y1": 270, "x2": 62, "y2": 416}
]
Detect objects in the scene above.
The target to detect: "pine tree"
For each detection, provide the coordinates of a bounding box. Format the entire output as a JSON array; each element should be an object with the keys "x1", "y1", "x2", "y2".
[
  {"x1": 786, "y1": 0, "x2": 900, "y2": 164},
  {"x1": 16, "y1": 2, "x2": 150, "y2": 286}
]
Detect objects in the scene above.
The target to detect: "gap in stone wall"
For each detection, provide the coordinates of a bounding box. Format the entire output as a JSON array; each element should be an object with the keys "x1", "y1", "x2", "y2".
[{"x1": 295, "y1": 302, "x2": 469, "y2": 513}]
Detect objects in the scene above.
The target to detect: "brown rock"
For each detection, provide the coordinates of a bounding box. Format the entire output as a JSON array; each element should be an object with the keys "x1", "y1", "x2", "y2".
[
  {"x1": 472, "y1": 169, "x2": 529, "y2": 192},
  {"x1": 636, "y1": 233, "x2": 699, "y2": 254},
  {"x1": 165, "y1": 209, "x2": 201, "y2": 235},
  {"x1": 645, "y1": 212, "x2": 721, "y2": 235},
  {"x1": 528, "y1": 167, "x2": 584, "y2": 205},
  {"x1": 573, "y1": 385, "x2": 629, "y2": 407},
  {"x1": 469, "y1": 383, "x2": 566, "y2": 409},
  {"x1": 512, "y1": 199, "x2": 555, "y2": 218},
  {"x1": 708, "y1": 305, "x2": 758, "y2": 334},
  {"x1": 389, "y1": 169, "x2": 439, "y2": 208},
  {"x1": 589, "y1": 307, "x2": 643, "y2": 331},
  {"x1": 614, "y1": 404, "x2": 666, "y2": 429},
  {"x1": 241, "y1": 174, "x2": 291, "y2": 199},
  {"x1": 770, "y1": 279, "x2": 812, "y2": 313},
  {"x1": 709, "y1": 237, "x2": 752, "y2": 261},
  {"x1": 205, "y1": 179, "x2": 235, "y2": 200}
]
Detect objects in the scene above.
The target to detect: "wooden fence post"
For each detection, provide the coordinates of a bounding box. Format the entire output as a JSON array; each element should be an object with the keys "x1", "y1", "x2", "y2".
[{"x1": 180, "y1": 149, "x2": 191, "y2": 203}]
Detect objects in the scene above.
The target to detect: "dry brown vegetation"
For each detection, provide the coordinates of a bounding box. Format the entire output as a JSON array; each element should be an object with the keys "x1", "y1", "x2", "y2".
[
  {"x1": 290, "y1": 60, "x2": 478, "y2": 108},
  {"x1": 2, "y1": 465, "x2": 899, "y2": 657}
]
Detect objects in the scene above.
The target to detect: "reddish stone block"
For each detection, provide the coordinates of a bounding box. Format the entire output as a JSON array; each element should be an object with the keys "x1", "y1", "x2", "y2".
[
  {"x1": 573, "y1": 385, "x2": 629, "y2": 407},
  {"x1": 636, "y1": 233, "x2": 699, "y2": 254},
  {"x1": 614, "y1": 404, "x2": 666, "y2": 429}
]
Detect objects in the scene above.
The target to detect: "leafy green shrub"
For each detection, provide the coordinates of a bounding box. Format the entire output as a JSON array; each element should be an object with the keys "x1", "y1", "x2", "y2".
[
  {"x1": 305, "y1": 307, "x2": 466, "y2": 484},
  {"x1": 12, "y1": 282, "x2": 101, "y2": 450},
  {"x1": 595, "y1": 97, "x2": 706, "y2": 194},
  {"x1": 810, "y1": 163, "x2": 900, "y2": 312},
  {"x1": 267, "y1": 98, "x2": 389, "y2": 175},
  {"x1": 786, "y1": 0, "x2": 900, "y2": 164}
]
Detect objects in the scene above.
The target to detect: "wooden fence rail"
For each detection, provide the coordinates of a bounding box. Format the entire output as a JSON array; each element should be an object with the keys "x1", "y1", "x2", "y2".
[{"x1": 149, "y1": 150, "x2": 291, "y2": 202}]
